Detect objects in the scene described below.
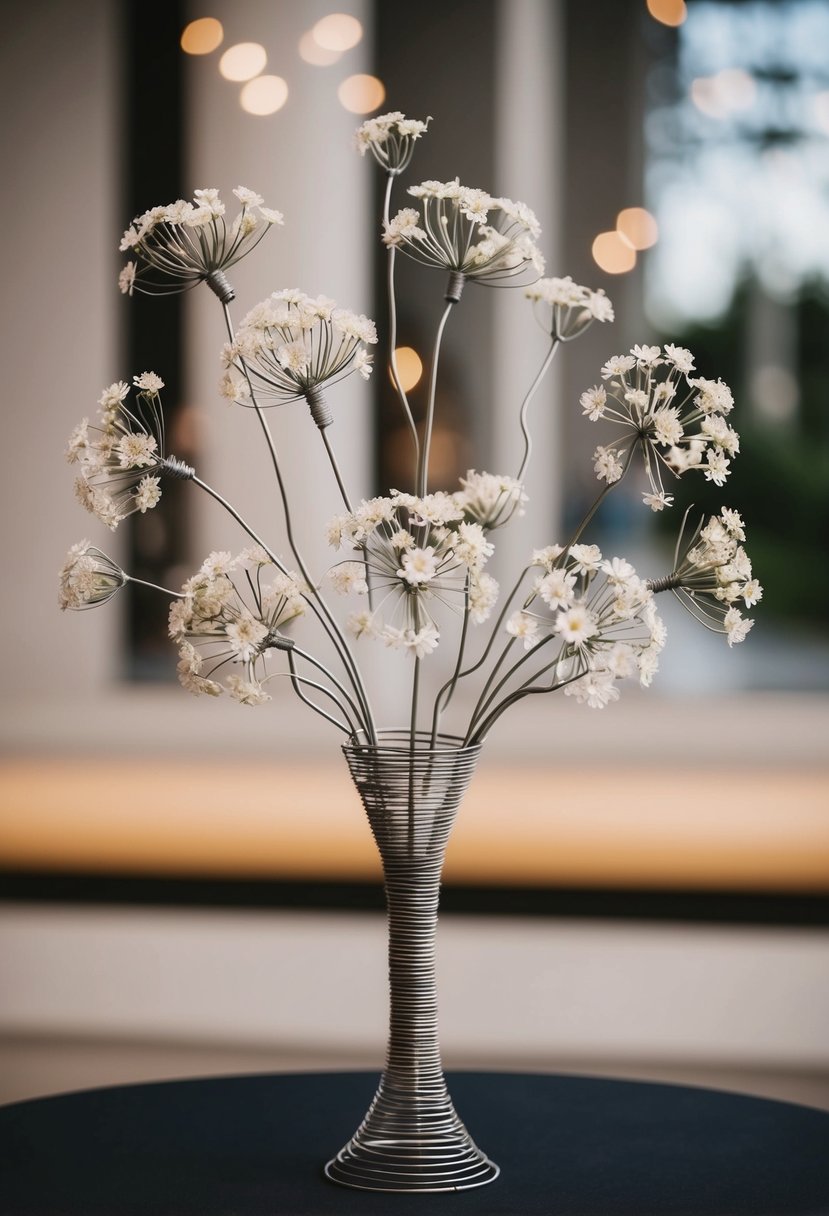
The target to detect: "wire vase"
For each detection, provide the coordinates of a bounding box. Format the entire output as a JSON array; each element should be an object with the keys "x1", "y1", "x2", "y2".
[{"x1": 324, "y1": 730, "x2": 500, "y2": 1193}]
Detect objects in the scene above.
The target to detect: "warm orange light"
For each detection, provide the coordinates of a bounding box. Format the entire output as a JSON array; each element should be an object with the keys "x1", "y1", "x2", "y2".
[
  {"x1": 298, "y1": 30, "x2": 343, "y2": 66},
  {"x1": 616, "y1": 207, "x2": 659, "y2": 251},
  {"x1": 312, "y1": 13, "x2": 363, "y2": 52},
  {"x1": 646, "y1": 0, "x2": 687, "y2": 27},
  {"x1": 592, "y1": 231, "x2": 637, "y2": 274},
  {"x1": 181, "y1": 17, "x2": 224, "y2": 55},
  {"x1": 392, "y1": 347, "x2": 423, "y2": 393},
  {"x1": 240, "y1": 75, "x2": 289, "y2": 116},
  {"x1": 338, "y1": 74, "x2": 385, "y2": 114},
  {"x1": 219, "y1": 42, "x2": 267, "y2": 82}
]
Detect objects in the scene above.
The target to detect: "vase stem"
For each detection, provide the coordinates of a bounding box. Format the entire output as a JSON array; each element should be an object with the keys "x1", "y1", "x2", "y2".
[{"x1": 324, "y1": 732, "x2": 500, "y2": 1193}]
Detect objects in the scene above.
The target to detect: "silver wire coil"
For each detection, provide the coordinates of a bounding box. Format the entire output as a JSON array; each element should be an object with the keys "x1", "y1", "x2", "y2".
[{"x1": 325, "y1": 731, "x2": 500, "y2": 1193}]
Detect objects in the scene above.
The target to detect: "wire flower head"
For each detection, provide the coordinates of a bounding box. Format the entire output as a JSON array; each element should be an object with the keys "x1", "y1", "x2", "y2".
[
  {"x1": 505, "y1": 545, "x2": 666, "y2": 706},
  {"x1": 67, "y1": 374, "x2": 190, "y2": 530},
  {"x1": 649, "y1": 507, "x2": 760, "y2": 646},
  {"x1": 118, "y1": 187, "x2": 283, "y2": 303},
  {"x1": 383, "y1": 179, "x2": 544, "y2": 300},
  {"x1": 582, "y1": 344, "x2": 739, "y2": 510},
  {"x1": 59, "y1": 540, "x2": 127, "y2": 610},
  {"x1": 355, "y1": 111, "x2": 431, "y2": 175},
  {"x1": 220, "y1": 290, "x2": 378, "y2": 428},
  {"x1": 327, "y1": 491, "x2": 499, "y2": 657},
  {"x1": 525, "y1": 276, "x2": 614, "y2": 341},
  {"x1": 168, "y1": 548, "x2": 307, "y2": 703},
  {"x1": 452, "y1": 470, "x2": 527, "y2": 531}
]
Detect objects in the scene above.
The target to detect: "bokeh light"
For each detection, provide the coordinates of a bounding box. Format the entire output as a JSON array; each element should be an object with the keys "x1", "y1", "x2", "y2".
[
  {"x1": 691, "y1": 69, "x2": 757, "y2": 119},
  {"x1": 646, "y1": 0, "x2": 687, "y2": 27},
  {"x1": 392, "y1": 347, "x2": 423, "y2": 393},
  {"x1": 240, "y1": 75, "x2": 289, "y2": 116},
  {"x1": 219, "y1": 42, "x2": 267, "y2": 83},
  {"x1": 592, "y1": 231, "x2": 637, "y2": 274},
  {"x1": 312, "y1": 13, "x2": 363, "y2": 52},
  {"x1": 616, "y1": 207, "x2": 659, "y2": 250},
  {"x1": 338, "y1": 74, "x2": 385, "y2": 114},
  {"x1": 298, "y1": 30, "x2": 343, "y2": 66},
  {"x1": 180, "y1": 17, "x2": 224, "y2": 55},
  {"x1": 814, "y1": 91, "x2": 829, "y2": 135}
]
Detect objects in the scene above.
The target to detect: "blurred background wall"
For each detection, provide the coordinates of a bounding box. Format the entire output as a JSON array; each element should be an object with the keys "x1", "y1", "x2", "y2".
[{"x1": 1, "y1": 0, "x2": 828, "y2": 1110}]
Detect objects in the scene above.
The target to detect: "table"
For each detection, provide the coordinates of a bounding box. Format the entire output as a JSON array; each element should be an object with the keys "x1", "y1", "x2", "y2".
[{"x1": 1, "y1": 1072, "x2": 827, "y2": 1214}]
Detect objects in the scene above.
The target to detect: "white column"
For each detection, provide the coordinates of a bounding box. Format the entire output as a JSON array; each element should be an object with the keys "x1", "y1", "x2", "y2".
[
  {"x1": 0, "y1": 0, "x2": 120, "y2": 699},
  {"x1": 492, "y1": 0, "x2": 564, "y2": 556}
]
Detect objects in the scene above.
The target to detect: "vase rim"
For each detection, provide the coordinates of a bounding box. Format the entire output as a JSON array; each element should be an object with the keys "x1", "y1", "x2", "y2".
[{"x1": 344, "y1": 728, "x2": 482, "y2": 757}]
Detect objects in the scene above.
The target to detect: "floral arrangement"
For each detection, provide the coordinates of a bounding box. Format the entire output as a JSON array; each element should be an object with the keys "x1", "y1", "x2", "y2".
[{"x1": 60, "y1": 111, "x2": 761, "y2": 748}]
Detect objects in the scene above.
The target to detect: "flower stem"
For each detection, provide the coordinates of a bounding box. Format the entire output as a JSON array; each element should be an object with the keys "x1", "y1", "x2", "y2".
[
  {"x1": 417, "y1": 299, "x2": 456, "y2": 498},
  {"x1": 221, "y1": 302, "x2": 377, "y2": 744},
  {"x1": 384, "y1": 175, "x2": 420, "y2": 480},
  {"x1": 517, "y1": 338, "x2": 561, "y2": 483}
]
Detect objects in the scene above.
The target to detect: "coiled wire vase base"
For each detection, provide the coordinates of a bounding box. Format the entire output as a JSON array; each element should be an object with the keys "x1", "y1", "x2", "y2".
[{"x1": 324, "y1": 731, "x2": 500, "y2": 1193}]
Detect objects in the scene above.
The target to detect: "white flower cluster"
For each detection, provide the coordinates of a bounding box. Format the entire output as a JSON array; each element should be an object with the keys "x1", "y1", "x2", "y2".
[
  {"x1": 220, "y1": 289, "x2": 377, "y2": 409},
  {"x1": 66, "y1": 376, "x2": 169, "y2": 530},
  {"x1": 525, "y1": 276, "x2": 614, "y2": 340},
  {"x1": 505, "y1": 544, "x2": 666, "y2": 707},
  {"x1": 327, "y1": 489, "x2": 500, "y2": 657},
  {"x1": 59, "y1": 540, "x2": 126, "y2": 611},
  {"x1": 383, "y1": 179, "x2": 544, "y2": 286},
  {"x1": 581, "y1": 344, "x2": 739, "y2": 509},
  {"x1": 355, "y1": 111, "x2": 431, "y2": 174},
  {"x1": 453, "y1": 470, "x2": 527, "y2": 530},
  {"x1": 168, "y1": 549, "x2": 306, "y2": 704},
  {"x1": 118, "y1": 186, "x2": 283, "y2": 297},
  {"x1": 660, "y1": 508, "x2": 761, "y2": 646}
]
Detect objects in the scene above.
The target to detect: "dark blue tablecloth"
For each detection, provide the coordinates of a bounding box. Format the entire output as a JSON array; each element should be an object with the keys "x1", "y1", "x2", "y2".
[{"x1": 1, "y1": 1071, "x2": 827, "y2": 1215}]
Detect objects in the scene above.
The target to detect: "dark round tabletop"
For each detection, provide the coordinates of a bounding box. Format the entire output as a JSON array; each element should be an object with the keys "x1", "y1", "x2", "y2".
[{"x1": 0, "y1": 1071, "x2": 827, "y2": 1215}]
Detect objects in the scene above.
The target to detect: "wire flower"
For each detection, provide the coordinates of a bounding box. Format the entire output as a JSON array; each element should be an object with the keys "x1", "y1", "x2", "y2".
[
  {"x1": 168, "y1": 549, "x2": 307, "y2": 702},
  {"x1": 220, "y1": 290, "x2": 378, "y2": 429},
  {"x1": 452, "y1": 470, "x2": 527, "y2": 531},
  {"x1": 67, "y1": 374, "x2": 191, "y2": 530},
  {"x1": 649, "y1": 507, "x2": 761, "y2": 645},
  {"x1": 118, "y1": 187, "x2": 283, "y2": 303},
  {"x1": 581, "y1": 344, "x2": 739, "y2": 509},
  {"x1": 327, "y1": 491, "x2": 499, "y2": 656},
  {"x1": 505, "y1": 546, "x2": 667, "y2": 706},
  {"x1": 525, "y1": 276, "x2": 614, "y2": 340},
  {"x1": 383, "y1": 180, "x2": 544, "y2": 300},
  {"x1": 355, "y1": 111, "x2": 431, "y2": 175},
  {"x1": 59, "y1": 540, "x2": 126, "y2": 610}
]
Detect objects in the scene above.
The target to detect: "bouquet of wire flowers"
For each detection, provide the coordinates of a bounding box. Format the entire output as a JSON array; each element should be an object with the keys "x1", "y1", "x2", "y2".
[
  {"x1": 61, "y1": 112, "x2": 760, "y2": 748},
  {"x1": 58, "y1": 110, "x2": 763, "y2": 1194}
]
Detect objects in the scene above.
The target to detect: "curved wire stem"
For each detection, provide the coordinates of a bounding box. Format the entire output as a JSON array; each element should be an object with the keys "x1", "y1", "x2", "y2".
[
  {"x1": 467, "y1": 667, "x2": 586, "y2": 746},
  {"x1": 221, "y1": 302, "x2": 377, "y2": 743},
  {"x1": 516, "y1": 337, "x2": 561, "y2": 483},
  {"x1": 561, "y1": 444, "x2": 637, "y2": 558},
  {"x1": 286, "y1": 650, "x2": 356, "y2": 735},
  {"x1": 417, "y1": 299, "x2": 456, "y2": 498},
  {"x1": 292, "y1": 644, "x2": 366, "y2": 734},
  {"x1": 429, "y1": 578, "x2": 470, "y2": 746},
  {"x1": 384, "y1": 176, "x2": 420, "y2": 478},
  {"x1": 430, "y1": 565, "x2": 532, "y2": 716}
]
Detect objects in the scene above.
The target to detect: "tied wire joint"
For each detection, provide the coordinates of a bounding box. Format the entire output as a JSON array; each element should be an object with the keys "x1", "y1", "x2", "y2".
[
  {"x1": 161, "y1": 456, "x2": 196, "y2": 480},
  {"x1": 444, "y1": 271, "x2": 466, "y2": 303},
  {"x1": 205, "y1": 270, "x2": 236, "y2": 304},
  {"x1": 648, "y1": 572, "x2": 681, "y2": 595},
  {"x1": 306, "y1": 385, "x2": 334, "y2": 430}
]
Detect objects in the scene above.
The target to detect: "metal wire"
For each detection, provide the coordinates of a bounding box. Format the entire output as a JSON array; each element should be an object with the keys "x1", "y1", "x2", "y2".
[{"x1": 325, "y1": 731, "x2": 500, "y2": 1193}]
